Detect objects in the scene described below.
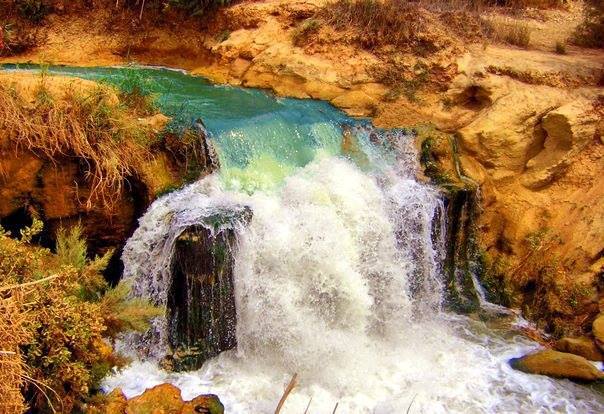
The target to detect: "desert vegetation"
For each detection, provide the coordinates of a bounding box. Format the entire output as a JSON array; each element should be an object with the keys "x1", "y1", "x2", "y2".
[
  {"x1": 0, "y1": 220, "x2": 160, "y2": 413},
  {"x1": 573, "y1": 0, "x2": 604, "y2": 47},
  {"x1": 0, "y1": 71, "x2": 162, "y2": 207}
]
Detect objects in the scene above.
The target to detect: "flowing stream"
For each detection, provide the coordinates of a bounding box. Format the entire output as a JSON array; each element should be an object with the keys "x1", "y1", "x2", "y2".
[{"x1": 4, "y1": 65, "x2": 604, "y2": 413}]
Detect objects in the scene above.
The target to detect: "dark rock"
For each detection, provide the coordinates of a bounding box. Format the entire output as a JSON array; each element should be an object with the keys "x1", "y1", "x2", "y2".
[{"x1": 166, "y1": 207, "x2": 251, "y2": 371}]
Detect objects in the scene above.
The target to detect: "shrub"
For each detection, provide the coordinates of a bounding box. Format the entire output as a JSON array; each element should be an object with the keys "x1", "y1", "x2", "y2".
[
  {"x1": 0, "y1": 220, "x2": 160, "y2": 413},
  {"x1": 0, "y1": 22, "x2": 40, "y2": 56},
  {"x1": 573, "y1": 0, "x2": 604, "y2": 48},
  {"x1": 16, "y1": 0, "x2": 50, "y2": 24},
  {"x1": 317, "y1": 0, "x2": 432, "y2": 50},
  {"x1": 485, "y1": 18, "x2": 531, "y2": 48},
  {"x1": 292, "y1": 18, "x2": 320, "y2": 46},
  {"x1": 554, "y1": 40, "x2": 566, "y2": 54},
  {"x1": 167, "y1": 0, "x2": 233, "y2": 16}
]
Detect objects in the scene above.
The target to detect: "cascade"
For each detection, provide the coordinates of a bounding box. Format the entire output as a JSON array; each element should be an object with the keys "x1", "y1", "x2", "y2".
[{"x1": 7, "y1": 65, "x2": 601, "y2": 413}]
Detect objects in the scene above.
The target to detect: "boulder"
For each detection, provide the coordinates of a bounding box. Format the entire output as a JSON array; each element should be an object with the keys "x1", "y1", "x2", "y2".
[
  {"x1": 125, "y1": 384, "x2": 183, "y2": 414},
  {"x1": 182, "y1": 395, "x2": 225, "y2": 414},
  {"x1": 113, "y1": 384, "x2": 224, "y2": 414},
  {"x1": 554, "y1": 337, "x2": 603, "y2": 361},
  {"x1": 510, "y1": 349, "x2": 604, "y2": 381},
  {"x1": 104, "y1": 389, "x2": 127, "y2": 414},
  {"x1": 167, "y1": 207, "x2": 252, "y2": 371},
  {"x1": 331, "y1": 90, "x2": 377, "y2": 117},
  {"x1": 593, "y1": 314, "x2": 604, "y2": 352}
]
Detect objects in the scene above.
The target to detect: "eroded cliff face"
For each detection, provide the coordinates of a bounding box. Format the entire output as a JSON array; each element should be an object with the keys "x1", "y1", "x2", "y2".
[
  {"x1": 0, "y1": 73, "x2": 214, "y2": 279},
  {"x1": 0, "y1": 0, "x2": 602, "y2": 335},
  {"x1": 452, "y1": 68, "x2": 603, "y2": 335}
]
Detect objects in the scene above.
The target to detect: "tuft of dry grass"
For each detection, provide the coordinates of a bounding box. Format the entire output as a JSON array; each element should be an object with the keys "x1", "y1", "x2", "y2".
[
  {"x1": 317, "y1": 0, "x2": 431, "y2": 50},
  {"x1": 0, "y1": 75, "x2": 160, "y2": 209},
  {"x1": 485, "y1": 17, "x2": 532, "y2": 48},
  {"x1": 554, "y1": 40, "x2": 566, "y2": 54}
]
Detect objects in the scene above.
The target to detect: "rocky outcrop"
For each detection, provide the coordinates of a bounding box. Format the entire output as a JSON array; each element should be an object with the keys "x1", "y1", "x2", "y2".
[
  {"x1": 0, "y1": 73, "x2": 216, "y2": 281},
  {"x1": 103, "y1": 385, "x2": 224, "y2": 414},
  {"x1": 165, "y1": 208, "x2": 252, "y2": 371},
  {"x1": 510, "y1": 349, "x2": 604, "y2": 381},
  {"x1": 448, "y1": 62, "x2": 603, "y2": 336},
  {"x1": 593, "y1": 314, "x2": 604, "y2": 352},
  {"x1": 554, "y1": 336, "x2": 604, "y2": 361}
]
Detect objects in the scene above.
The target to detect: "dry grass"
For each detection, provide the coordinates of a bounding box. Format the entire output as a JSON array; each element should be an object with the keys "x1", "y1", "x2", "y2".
[
  {"x1": 0, "y1": 219, "x2": 162, "y2": 412},
  {"x1": 485, "y1": 17, "x2": 532, "y2": 47},
  {"x1": 0, "y1": 292, "x2": 30, "y2": 414},
  {"x1": 313, "y1": 0, "x2": 558, "y2": 53},
  {"x1": 0, "y1": 75, "x2": 159, "y2": 209},
  {"x1": 317, "y1": 0, "x2": 432, "y2": 50}
]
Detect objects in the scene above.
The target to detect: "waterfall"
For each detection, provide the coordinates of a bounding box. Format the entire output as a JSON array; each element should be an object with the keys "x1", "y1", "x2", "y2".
[
  {"x1": 112, "y1": 126, "x2": 602, "y2": 413},
  {"x1": 4, "y1": 64, "x2": 601, "y2": 413}
]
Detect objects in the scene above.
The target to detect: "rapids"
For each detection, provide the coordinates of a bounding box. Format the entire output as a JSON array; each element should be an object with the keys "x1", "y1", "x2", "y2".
[{"x1": 5, "y1": 65, "x2": 603, "y2": 413}]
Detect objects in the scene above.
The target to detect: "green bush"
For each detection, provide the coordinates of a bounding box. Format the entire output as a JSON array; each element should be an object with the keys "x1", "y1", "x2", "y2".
[
  {"x1": 0, "y1": 220, "x2": 160, "y2": 413},
  {"x1": 292, "y1": 18, "x2": 320, "y2": 46}
]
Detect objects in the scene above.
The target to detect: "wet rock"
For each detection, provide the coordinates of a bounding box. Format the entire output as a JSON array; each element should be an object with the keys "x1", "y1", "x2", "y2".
[
  {"x1": 118, "y1": 384, "x2": 224, "y2": 414},
  {"x1": 167, "y1": 207, "x2": 252, "y2": 371},
  {"x1": 510, "y1": 349, "x2": 604, "y2": 381},
  {"x1": 555, "y1": 336, "x2": 604, "y2": 361},
  {"x1": 182, "y1": 395, "x2": 224, "y2": 414},
  {"x1": 125, "y1": 384, "x2": 183, "y2": 414},
  {"x1": 104, "y1": 388, "x2": 127, "y2": 414},
  {"x1": 593, "y1": 314, "x2": 604, "y2": 352}
]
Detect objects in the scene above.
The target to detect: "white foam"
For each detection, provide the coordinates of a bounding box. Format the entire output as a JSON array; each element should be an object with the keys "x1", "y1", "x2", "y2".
[{"x1": 109, "y1": 150, "x2": 604, "y2": 413}]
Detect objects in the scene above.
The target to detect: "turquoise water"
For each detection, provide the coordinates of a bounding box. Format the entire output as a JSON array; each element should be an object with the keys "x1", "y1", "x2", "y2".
[{"x1": 1, "y1": 64, "x2": 352, "y2": 191}]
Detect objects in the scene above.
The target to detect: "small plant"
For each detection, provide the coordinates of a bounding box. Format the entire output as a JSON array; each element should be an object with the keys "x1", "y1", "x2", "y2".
[
  {"x1": 16, "y1": 0, "x2": 50, "y2": 24},
  {"x1": 504, "y1": 21, "x2": 531, "y2": 48},
  {"x1": 525, "y1": 227, "x2": 550, "y2": 251},
  {"x1": 485, "y1": 18, "x2": 531, "y2": 48},
  {"x1": 114, "y1": 66, "x2": 158, "y2": 115},
  {"x1": 292, "y1": 18, "x2": 320, "y2": 46},
  {"x1": 56, "y1": 224, "x2": 87, "y2": 271},
  {"x1": 572, "y1": 0, "x2": 604, "y2": 48},
  {"x1": 554, "y1": 41, "x2": 566, "y2": 54},
  {"x1": 215, "y1": 29, "x2": 230, "y2": 42}
]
